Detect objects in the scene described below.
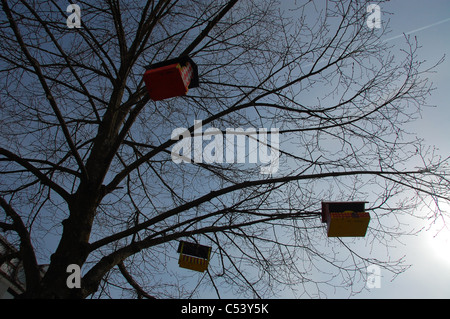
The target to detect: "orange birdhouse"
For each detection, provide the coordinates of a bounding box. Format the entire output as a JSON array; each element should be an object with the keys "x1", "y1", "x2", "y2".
[
  {"x1": 321, "y1": 201, "x2": 370, "y2": 237},
  {"x1": 177, "y1": 241, "x2": 211, "y2": 272},
  {"x1": 143, "y1": 56, "x2": 199, "y2": 101}
]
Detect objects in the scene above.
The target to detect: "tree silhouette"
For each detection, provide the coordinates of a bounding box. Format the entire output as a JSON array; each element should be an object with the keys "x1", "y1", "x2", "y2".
[{"x1": 0, "y1": 0, "x2": 448, "y2": 298}]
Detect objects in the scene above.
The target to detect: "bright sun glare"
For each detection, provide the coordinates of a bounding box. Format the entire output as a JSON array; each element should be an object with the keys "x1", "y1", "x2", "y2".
[{"x1": 425, "y1": 206, "x2": 450, "y2": 265}]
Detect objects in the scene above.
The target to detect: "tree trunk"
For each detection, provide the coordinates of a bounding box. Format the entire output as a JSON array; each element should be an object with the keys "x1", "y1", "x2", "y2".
[{"x1": 25, "y1": 186, "x2": 101, "y2": 298}]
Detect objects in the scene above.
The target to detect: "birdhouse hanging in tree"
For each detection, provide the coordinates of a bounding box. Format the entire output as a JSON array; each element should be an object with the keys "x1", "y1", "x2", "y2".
[
  {"x1": 143, "y1": 56, "x2": 199, "y2": 101},
  {"x1": 177, "y1": 241, "x2": 211, "y2": 272},
  {"x1": 321, "y1": 201, "x2": 370, "y2": 237}
]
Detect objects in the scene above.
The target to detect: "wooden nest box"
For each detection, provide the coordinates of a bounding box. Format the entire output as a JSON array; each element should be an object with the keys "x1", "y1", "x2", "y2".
[
  {"x1": 177, "y1": 241, "x2": 211, "y2": 272},
  {"x1": 321, "y1": 201, "x2": 370, "y2": 237},
  {"x1": 143, "y1": 56, "x2": 199, "y2": 101}
]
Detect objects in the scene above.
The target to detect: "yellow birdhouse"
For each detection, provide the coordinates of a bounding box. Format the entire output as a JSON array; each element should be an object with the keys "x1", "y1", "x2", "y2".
[
  {"x1": 177, "y1": 241, "x2": 211, "y2": 272},
  {"x1": 321, "y1": 202, "x2": 370, "y2": 237}
]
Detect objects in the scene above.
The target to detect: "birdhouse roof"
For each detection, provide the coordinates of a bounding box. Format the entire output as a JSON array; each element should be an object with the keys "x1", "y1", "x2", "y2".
[
  {"x1": 321, "y1": 201, "x2": 368, "y2": 222},
  {"x1": 145, "y1": 56, "x2": 199, "y2": 89}
]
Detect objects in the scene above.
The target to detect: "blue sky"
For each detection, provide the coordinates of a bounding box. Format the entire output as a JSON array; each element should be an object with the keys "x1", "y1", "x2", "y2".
[
  {"x1": 172, "y1": 1, "x2": 450, "y2": 299},
  {"x1": 342, "y1": 0, "x2": 450, "y2": 298},
  {"x1": 157, "y1": 1, "x2": 450, "y2": 299}
]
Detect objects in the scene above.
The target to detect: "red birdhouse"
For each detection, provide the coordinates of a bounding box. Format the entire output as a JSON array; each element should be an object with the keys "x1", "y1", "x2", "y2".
[
  {"x1": 321, "y1": 201, "x2": 370, "y2": 237},
  {"x1": 143, "y1": 56, "x2": 199, "y2": 101}
]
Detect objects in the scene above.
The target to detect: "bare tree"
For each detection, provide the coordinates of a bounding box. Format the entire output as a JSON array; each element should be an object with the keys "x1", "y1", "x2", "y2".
[{"x1": 0, "y1": 0, "x2": 448, "y2": 299}]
